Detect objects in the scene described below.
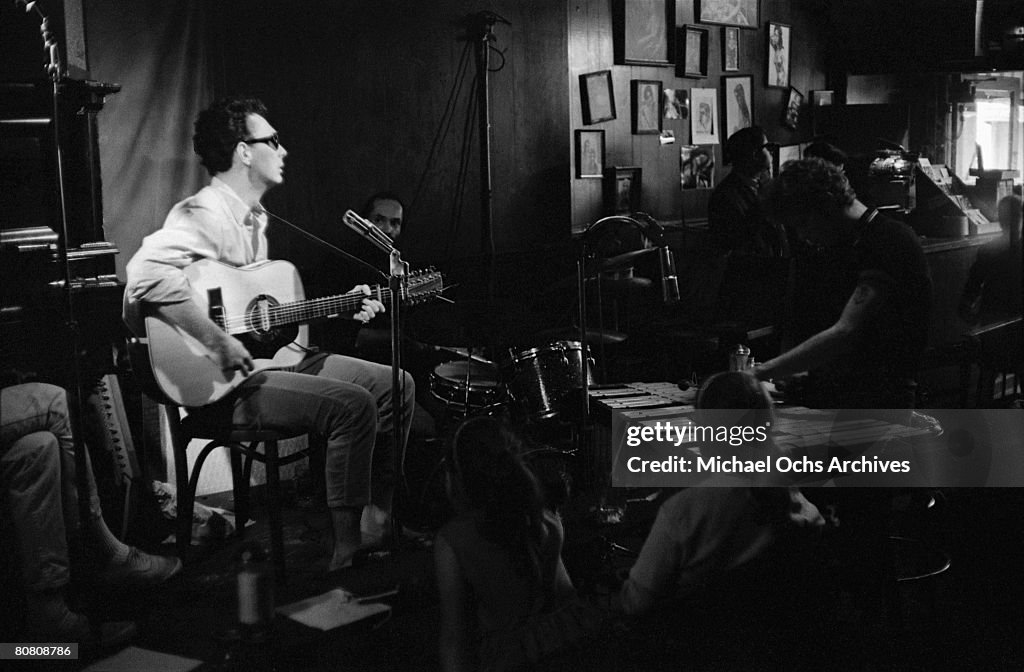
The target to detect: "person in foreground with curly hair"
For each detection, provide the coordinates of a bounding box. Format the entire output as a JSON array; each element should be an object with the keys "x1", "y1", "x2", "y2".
[{"x1": 434, "y1": 416, "x2": 602, "y2": 672}]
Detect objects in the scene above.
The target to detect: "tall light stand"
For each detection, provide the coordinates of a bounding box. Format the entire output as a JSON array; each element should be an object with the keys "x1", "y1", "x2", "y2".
[{"x1": 26, "y1": 1, "x2": 95, "y2": 555}]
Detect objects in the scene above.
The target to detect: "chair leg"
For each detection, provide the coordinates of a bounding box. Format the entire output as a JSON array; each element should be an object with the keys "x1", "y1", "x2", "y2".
[
  {"x1": 264, "y1": 440, "x2": 287, "y2": 583},
  {"x1": 229, "y1": 445, "x2": 248, "y2": 538},
  {"x1": 166, "y1": 410, "x2": 194, "y2": 562}
]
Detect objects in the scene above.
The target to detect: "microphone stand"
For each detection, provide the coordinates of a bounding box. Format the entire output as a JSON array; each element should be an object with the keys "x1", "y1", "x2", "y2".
[
  {"x1": 23, "y1": 1, "x2": 94, "y2": 565},
  {"x1": 387, "y1": 249, "x2": 407, "y2": 553}
]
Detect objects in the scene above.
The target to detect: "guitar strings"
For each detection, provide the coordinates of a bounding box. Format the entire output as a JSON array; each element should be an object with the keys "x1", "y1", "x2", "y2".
[{"x1": 216, "y1": 273, "x2": 436, "y2": 333}]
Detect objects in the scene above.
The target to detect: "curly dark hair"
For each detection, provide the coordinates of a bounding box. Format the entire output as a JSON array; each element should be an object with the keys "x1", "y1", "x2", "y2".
[
  {"x1": 446, "y1": 416, "x2": 547, "y2": 582},
  {"x1": 192, "y1": 96, "x2": 268, "y2": 176},
  {"x1": 763, "y1": 157, "x2": 855, "y2": 223}
]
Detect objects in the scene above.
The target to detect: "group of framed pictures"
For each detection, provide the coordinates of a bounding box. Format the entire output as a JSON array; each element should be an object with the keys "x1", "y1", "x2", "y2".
[{"x1": 579, "y1": 0, "x2": 816, "y2": 194}]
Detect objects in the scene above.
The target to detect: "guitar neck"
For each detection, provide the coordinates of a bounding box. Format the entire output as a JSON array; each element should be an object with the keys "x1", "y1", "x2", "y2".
[{"x1": 268, "y1": 286, "x2": 395, "y2": 329}]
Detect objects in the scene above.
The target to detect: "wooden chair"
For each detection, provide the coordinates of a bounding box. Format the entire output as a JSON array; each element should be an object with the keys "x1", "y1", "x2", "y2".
[
  {"x1": 960, "y1": 316, "x2": 1023, "y2": 407},
  {"x1": 162, "y1": 405, "x2": 309, "y2": 582},
  {"x1": 128, "y1": 338, "x2": 309, "y2": 582}
]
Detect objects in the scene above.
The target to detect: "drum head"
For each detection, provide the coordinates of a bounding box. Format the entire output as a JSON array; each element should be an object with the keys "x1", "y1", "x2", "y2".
[{"x1": 433, "y1": 360, "x2": 501, "y2": 388}]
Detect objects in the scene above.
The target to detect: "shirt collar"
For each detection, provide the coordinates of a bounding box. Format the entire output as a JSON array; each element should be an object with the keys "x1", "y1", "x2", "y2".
[{"x1": 211, "y1": 177, "x2": 263, "y2": 225}]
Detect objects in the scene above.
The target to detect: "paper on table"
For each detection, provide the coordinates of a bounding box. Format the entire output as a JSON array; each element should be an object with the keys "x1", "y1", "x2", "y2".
[
  {"x1": 276, "y1": 588, "x2": 390, "y2": 631},
  {"x1": 83, "y1": 646, "x2": 202, "y2": 672}
]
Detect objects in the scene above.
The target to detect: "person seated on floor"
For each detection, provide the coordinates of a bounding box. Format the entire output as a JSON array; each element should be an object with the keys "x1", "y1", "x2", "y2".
[
  {"x1": 1, "y1": 381, "x2": 181, "y2": 644},
  {"x1": 958, "y1": 194, "x2": 1023, "y2": 326},
  {"x1": 619, "y1": 371, "x2": 824, "y2": 617},
  {"x1": 803, "y1": 139, "x2": 848, "y2": 172},
  {"x1": 434, "y1": 416, "x2": 602, "y2": 672}
]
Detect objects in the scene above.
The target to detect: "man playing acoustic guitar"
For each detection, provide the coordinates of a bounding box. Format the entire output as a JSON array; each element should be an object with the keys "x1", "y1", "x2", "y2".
[{"x1": 123, "y1": 96, "x2": 415, "y2": 572}]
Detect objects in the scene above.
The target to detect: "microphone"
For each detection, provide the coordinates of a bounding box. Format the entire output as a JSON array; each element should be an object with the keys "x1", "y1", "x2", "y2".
[
  {"x1": 658, "y1": 245, "x2": 680, "y2": 304},
  {"x1": 343, "y1": 209, "x2": 394, "y2": 254}
]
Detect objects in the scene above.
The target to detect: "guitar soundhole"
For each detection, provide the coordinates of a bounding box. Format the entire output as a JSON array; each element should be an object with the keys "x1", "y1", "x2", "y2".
[{"x1": 235, "y1": 294, "x2": 298, "y2": 359}]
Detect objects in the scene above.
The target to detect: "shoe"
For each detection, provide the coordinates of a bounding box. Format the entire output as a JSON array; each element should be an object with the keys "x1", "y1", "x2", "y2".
[{"x1": 97, "y1": 547, "x2": 183, "y2": 587}]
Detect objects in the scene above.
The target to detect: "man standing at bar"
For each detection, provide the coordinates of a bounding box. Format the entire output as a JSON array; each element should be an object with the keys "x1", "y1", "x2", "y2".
[
  {"x1": 123, "y1": 96, "x2": 415, "y2": 571},
  {"x1": 752, "y1": 157, "x2": 931, "y2": 410}
]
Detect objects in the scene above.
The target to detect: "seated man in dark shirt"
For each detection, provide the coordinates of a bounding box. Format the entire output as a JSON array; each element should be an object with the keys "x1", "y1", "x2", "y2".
[
  {"x1": 708, "y1": 126, "x2": 786, "y2": 258},
  {"x1": 752, "y1": 158, "x2": 932, "y2": 410}
]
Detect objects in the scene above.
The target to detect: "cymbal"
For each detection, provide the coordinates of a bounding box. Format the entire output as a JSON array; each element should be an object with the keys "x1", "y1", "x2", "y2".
[
  {"x1": 537, "y1": 327, "x2": 628, "y2": 345},
  {"x1": 433, "y1": 345, "x2": 494, "y2": 364},
  {"x1": 593, "y1": 248, "x2": 658, "y2": 273}
]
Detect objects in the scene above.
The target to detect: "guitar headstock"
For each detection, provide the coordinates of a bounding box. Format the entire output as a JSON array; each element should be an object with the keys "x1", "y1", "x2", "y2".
[{"x1": 402, "y1": 268, "x2": 445, "y2": 305}]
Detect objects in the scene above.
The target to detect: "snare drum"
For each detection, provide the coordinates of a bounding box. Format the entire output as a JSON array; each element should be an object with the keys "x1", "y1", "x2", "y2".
[
  {"x1": 502, "y1": 341, "x2": 593, "y2": 420},
  {"x1": 429, "y1": 360, "x2": 504, "y2": 415}
]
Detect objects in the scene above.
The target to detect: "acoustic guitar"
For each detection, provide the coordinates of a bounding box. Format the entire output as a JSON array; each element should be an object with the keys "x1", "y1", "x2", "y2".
[{"x1": 140, "y1": 258, "x2": 443, "y2": 407}]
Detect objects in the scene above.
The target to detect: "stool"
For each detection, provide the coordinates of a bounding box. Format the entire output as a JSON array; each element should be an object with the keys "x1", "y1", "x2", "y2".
[{"x1": 164, "y1": 406, "x2": 310, "y2": 582}]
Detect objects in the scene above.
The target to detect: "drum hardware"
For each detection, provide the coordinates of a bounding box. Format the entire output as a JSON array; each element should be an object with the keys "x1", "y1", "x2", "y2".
[
  {"x1": 502, "y1": 340, "x2": 594, "y2": 422},
  {"x1": 429, "y1": 349, "x2": 505, "y2": 422}
]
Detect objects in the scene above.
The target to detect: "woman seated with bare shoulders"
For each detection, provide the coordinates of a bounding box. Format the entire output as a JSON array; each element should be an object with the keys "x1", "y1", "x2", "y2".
[{"x1": 434, "y1": 416, "x2": 601, "y2": 672}]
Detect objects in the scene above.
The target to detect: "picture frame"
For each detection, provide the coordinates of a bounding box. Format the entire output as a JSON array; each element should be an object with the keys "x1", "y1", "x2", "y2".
[
  {"x1": 663, "y1": 88, "x2": 689, "y2": 120},
  {"x1": 697, "y1": 0, "x2": 758, "y2": 29},
  {"x1": 722, "y1": 75, "x2": 753, "y2": 138},
  {"x1": 681, "y1": 144, "x2": 716, "y2": 190},
  {"x1": 575, "y1": 129, "x2": 606, "y2": 179},
  {"x1": 676, "y1": 25, "x2": 709, "y2": 78},
  {"x1": 766, "y1": 22, "x2": 791, "y2": 89},
  {"x1": 690, "y1": 87, "x2": 720, "y2": 145},
  {"x1": 722, "y1": 26, "x2": 740, "y2": 71},
  {"x1": 632, "y1": 80, "x2": 663, "y2": 134},
  {"x1": 579, "y1": 70, "x2": 616, "y2": 125},
  {"x1": 613, "y1": 0, "x2": 676, "y2": 67},
  {"x1": 772, "y1": 143, "x2": 801, "y2": 178},
  {"x1": 810, "y1": 89, "x2": 834, "y2": 107},
  {"x1": 783, "y1": 86, "x2": 803, "y2": 130},
  {"x1": 604, "y1": 166, "x2": 642, "y2": 214}
]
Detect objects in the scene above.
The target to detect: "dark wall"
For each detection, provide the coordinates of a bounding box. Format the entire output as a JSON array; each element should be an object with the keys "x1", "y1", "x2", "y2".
[
  {"x1": 569, "y1": 0, "x2": 829, "y2": 231},
  {"x1": 209, "y1": 0, "x2": 570, "y2": 282}
]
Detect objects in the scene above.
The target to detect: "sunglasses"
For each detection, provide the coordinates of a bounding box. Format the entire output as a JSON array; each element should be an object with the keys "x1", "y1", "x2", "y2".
[{"x1": 243, "y1": 133, "x2": 280, "y2": 150}]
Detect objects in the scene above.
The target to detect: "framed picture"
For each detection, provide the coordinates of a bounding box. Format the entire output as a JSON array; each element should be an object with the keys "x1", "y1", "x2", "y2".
[
  {"x1": 772, "y1": 144, "x2": 801, "y2": 178},
  {"x1": 722, "y1": 75, "x2": 753, "y2": 138},
  {"x1": 783, "y1": 86, "x2": 803, "y2": 130},
  {"x1": 575, "y1": 129, "x2": 605, "y2": 178},
  {"x1": 810, "y1": 89, "x2": 834, "y2": 107},
  {"x1": 766, "y1": 22, "x2": 791, "y2": 89},
  {"x1": 579, "y1": 70, "x2": 616, "y2": 125},
  {"x1": 697, "y1": 0, "x2": 758, "y2": 29},
  {"x1": 632, "y1": 80, "x2": 663, "y2": 134},
  {"x1": 676, "y1": 25, "x2": 709, "y2": 78},
  {"x1": 681, "y1": 144, "x2": 716, "y2": 189},
  {"x1": 604, "y1": 166, "x2": 643, "y2": 214},
  {"x1": 690, "y1": 87, "x2": 719, "y2": 145},
  {"x1": 613, "y1": 0, "x2": 676, "y2": 66},
  {"x1": 663, "y1": 88, "x2": 689, "y2": 120},
  {"x1": 722, "y1": 27, "x2": 740, "y2": 71}
]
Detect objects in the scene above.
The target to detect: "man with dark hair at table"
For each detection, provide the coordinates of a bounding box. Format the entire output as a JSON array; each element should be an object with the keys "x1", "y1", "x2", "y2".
[
  {"x1": 123, "y1": 96, "x2": 415, "y2": 570},
  {"x1": 709, "y1": 126, "x2": 787, "y2": 258},
  {"x1": 751, "y1": 157, "x2": 931, "y2": 410}
]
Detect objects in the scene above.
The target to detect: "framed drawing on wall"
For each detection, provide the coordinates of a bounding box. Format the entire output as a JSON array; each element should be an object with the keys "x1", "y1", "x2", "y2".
[
  {"x1": 676, "y1": 25, "x2": 709, "y2": 78},
  {"x1": 632, "y1": 80, "x2": 663, "y2": 134},
  {"x1": 690, "y1": 87, "x2": 719, "y2": 145},
  {"x1": 604, "y1": 166, "x2": 642, "y2": 214},
  {"x1": 613, "y1": 0, "x2": 676, "y2": 66},
  {"x1": 575, "y1": 129, "x2": 605, "y2": 178},
  {"x1": 722, "y1": 75, "x2": 753, "y2": 138},
  {"x1": 697, "y1": 0, "x2": 758, "y2": 28},
  {"x1": 766, "y1": 22, "x2": 791, "y2": 89},
  {"x1": 783, "y1": 86, "x2": 803, "y2": 129},
  {"x1": 811, "y1": 89, "x2": 834, "y2": 107},
  {"x1": 722, "y1": 26, "x2": 740, "y2": 71},
  {"x1": 681, "y1": 145, "x2": 716, "y2": 189},
  {"x1": 579, "y1": 70, "x2": 616, "y2": 125}
]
